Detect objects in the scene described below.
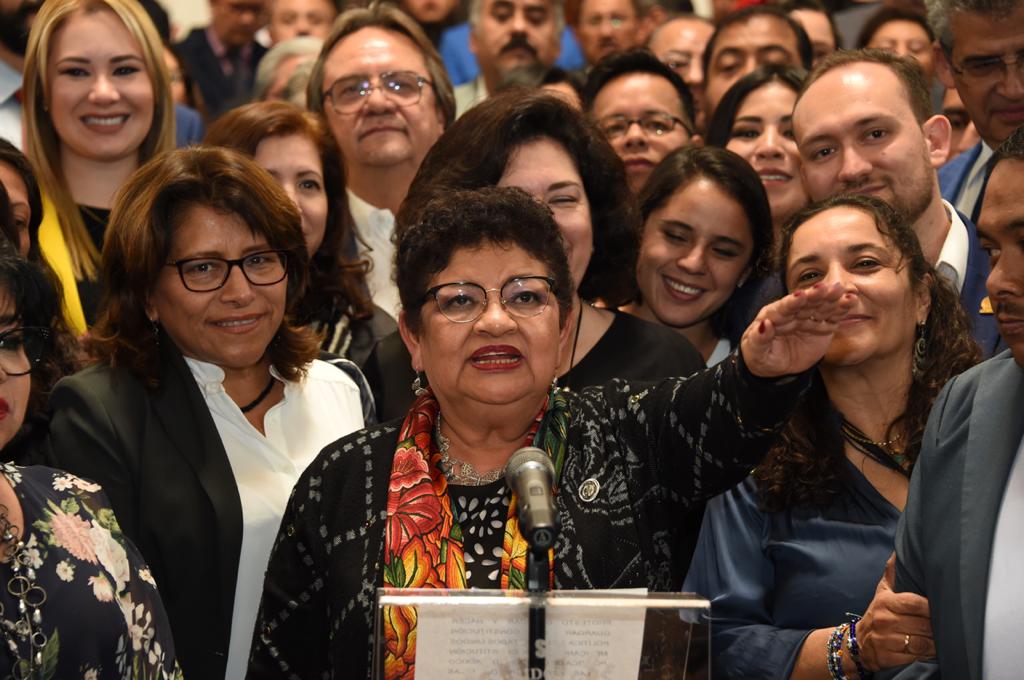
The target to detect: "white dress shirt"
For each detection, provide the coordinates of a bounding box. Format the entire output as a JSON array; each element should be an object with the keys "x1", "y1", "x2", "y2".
[
  {"x1": 0, "y1": 59, "x2": 23, "y2": 150},
  {"x1": 185, "y1": 357, "x2": 365, "y2": 680},
  {"x1": 937, "y1": 200, "x2": 970, "y2": 294},
  {"x1": 983, "y1": 433, "x2": 1024, "y2": 679},
  {"x1": 347, "y1": 189, "x2": 400, "y2": 321}
]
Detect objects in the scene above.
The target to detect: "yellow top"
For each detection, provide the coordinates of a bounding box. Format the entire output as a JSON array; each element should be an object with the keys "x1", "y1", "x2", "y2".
[{"x1": 38, "y1": 194, "x2": 88, "y2": 336}]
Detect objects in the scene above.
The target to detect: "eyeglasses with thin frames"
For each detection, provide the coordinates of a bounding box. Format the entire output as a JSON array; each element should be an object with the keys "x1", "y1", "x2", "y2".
[
  {"x1": 166, "y1": 250, "x2": 289, "y2": 293},
  {"x1": 0, "y1": 327, "x2": 49, "y2": 376},
  {"x1": 323, "y1": 70, "x2": 431, "y2": 114},
  {"x1": 948, "y1": 47, "x2": 1024, "y2": 83},
  {"x1": 598, "y1": 112, "x2": 692, "y2": 139},
  {"x1": 423, "y1": 276, "x2": 556, "y2": 324}
]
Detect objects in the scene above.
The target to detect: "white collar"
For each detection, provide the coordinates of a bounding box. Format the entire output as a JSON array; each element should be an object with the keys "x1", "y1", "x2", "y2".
[
  {"x1": 937, "y1": 200, "x2": 970, "y2": 293},
  {"x1": 184, "y1": 356, "x2": 284, "y2": 389}
]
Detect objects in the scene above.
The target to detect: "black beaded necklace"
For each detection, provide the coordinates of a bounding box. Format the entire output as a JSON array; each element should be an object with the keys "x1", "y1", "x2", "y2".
[{"x1": 239, "y1": 374, "x2": 276, "y2": 414}]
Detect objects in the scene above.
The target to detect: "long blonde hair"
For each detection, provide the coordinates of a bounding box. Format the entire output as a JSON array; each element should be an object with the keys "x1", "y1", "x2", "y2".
[{"x1": 22, "y1": 0, "x2": 174, "y2": 280}]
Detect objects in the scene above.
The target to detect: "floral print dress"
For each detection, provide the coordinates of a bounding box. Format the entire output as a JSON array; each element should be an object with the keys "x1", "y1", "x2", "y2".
[{"x1": 0, "y1": 464, "x2": 181, "y2": 680}]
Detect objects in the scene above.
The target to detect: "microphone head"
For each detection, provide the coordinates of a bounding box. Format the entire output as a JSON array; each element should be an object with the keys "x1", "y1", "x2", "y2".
[
  {"x1": 505, "y1": 447, "x2": 559, "y2": 550},
  {"x1": 504, "y1": 446, "x2": 555, "y2": 484}
]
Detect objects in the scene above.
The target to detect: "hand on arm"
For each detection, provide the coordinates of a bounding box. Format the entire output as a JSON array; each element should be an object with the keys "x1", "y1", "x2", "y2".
[
  {"x1": 790, "y1": 556, "x2": 934, "y2": 679},
  {"x1": 741, "y1": 282, "x2": 855, "y2": 379}
]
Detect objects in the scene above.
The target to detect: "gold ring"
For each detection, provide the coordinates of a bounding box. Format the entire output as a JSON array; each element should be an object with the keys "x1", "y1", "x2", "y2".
[{"x1": 903, "y1": 634, "x2": 912, "y2": 654}]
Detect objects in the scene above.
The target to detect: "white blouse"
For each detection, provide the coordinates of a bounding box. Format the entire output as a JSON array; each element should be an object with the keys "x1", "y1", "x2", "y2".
[{"x1": 185, "y1": 358, "x2": 365, "y2": 679}]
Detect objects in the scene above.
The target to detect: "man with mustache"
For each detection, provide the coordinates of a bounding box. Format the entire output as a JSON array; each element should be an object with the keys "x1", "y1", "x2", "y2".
[
  {"x1": 454, "y1": 0, "x2": 562, "y2": 117},
  {"x1": 882, "y1": 124, "x2": 1024, "y2": 679},
  {"x1": 930, "y1": 0, "x2": 1024, "y2": 224},
  {"x1": 0, "y1": 0, "x2": 40, "y2": 149},
  {"x1": 309, "y1": 4, "x2": 454, "y2": 321},
  {"x1": 793, "y1": 48, "x2": 1001, "y2": 356}
]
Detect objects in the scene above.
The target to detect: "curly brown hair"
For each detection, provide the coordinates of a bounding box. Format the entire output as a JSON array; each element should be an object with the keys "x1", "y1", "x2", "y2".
[
  {"x1": 755, "y1": 194, "x2": 981, "y2": 512},
  {"x1": 89, "y1": 146, "x2": 320, "y2": 389}
]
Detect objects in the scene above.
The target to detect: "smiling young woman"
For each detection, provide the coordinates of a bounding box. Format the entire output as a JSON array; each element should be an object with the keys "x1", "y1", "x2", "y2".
[{"x1": 21, "y1": 0, "x2": 174, "y2": 335}]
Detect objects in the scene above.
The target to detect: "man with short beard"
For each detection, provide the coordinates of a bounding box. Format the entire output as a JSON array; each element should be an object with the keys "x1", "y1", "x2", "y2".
[
  {"x1": 793, "y1": 48, "x2": 1002, "y2": 355},
  {"x1": 455, "y1": 0, "x2": 562, "y2": 117},
  {"x1": 0, "y1": 0, "x2": 39, "y2": 149}
]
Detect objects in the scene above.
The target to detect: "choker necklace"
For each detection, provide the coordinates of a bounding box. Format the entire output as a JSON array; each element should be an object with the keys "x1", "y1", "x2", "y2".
[
  {"x1": 240, "y1": 374, "x2": 277, "y2": 414},
  {"x1": 840, "y1": 417, "x2": 910, "y2": 476},
  {"x1": 435, "y1": 416, "x2": 504, "y2": 486},
  {"x1": 0, "y1": 502, "x2": 48, "y2": 674}
]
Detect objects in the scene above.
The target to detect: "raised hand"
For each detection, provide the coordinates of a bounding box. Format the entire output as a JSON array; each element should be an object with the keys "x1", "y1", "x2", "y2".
[
  {"x1": 740, "y1": 281, "x2": 855, "y2": 378},
  {"x1": 858, "y1": 554, "x2": 935, "y2": 671}
]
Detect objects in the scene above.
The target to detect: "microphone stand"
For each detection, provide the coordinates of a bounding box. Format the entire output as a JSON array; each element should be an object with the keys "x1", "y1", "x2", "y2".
[{"x1": 526, "y1": 545, "x2": 550, "y2": 679}]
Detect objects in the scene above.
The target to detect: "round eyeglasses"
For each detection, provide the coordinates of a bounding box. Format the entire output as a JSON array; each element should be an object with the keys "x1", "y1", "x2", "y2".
[
  {"x1": 423, "y1": 276, "x2": 556, "y2": 324},
  {"x1": 598, "y1": 112, "x2": 691, "y2": 139},
  {"x1": 166, "y1": 250, "x2": 289, "y2": 293},
  {"x1": 0, "y1": 327, "x2": 49, "y2": 376},
  {"x1": 323, "y1": 71, "x2": 431, "y2": 114}
]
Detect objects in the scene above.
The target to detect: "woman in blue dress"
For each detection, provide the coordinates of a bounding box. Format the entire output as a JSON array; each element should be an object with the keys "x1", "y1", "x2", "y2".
[{"x1": 684, "y1": 194, "x2": 979, "y2": 678}]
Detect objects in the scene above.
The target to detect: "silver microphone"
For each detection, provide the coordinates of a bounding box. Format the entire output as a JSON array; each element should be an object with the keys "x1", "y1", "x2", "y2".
[{"x1": 505, "y1": 447, "x2": 560, "y2": 550}]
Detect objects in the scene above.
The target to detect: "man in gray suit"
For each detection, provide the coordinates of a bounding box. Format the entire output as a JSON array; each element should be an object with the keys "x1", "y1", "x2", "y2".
[{"x1": 891, "y1": 123, "x2": 1024, "y2": 679}]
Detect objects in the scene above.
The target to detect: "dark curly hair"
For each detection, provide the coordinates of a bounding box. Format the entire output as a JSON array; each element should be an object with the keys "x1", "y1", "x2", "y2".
[
  {"x1": 397, "y1": 89, "x2": 639, "y2": 307},
  {"x1": 755, "y1": 194, "x2": 980, "y2": 511},
  {"x1": 396, "y1": 187, "x2": 574, "y2": 336}
]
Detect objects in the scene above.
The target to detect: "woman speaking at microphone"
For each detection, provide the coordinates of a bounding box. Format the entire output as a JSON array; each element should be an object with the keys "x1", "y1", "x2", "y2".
[{"x1": 249, "y1": 186, "x2": 854, "y2": 678}]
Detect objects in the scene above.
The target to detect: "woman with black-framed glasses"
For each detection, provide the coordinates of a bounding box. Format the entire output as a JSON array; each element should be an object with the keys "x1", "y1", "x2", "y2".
[
  {"x1": 0, "y1": 235, "x2": 182, "y2": 677},
  {"x1": 43, "y1": 146, "x2": 372, "y2": 679}
]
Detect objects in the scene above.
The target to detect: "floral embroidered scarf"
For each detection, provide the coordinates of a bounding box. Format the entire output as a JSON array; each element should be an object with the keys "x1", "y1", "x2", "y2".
[{"x1": 381, "y1": 387, "x2": 569, "y2": 678}]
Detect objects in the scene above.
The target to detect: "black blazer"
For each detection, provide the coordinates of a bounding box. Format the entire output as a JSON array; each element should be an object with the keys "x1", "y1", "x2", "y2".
[
  {"x1": 174, "y1": 28, "x2": 267, "y2": 119},
  {"x1": 44, "y1": 341, "x2": 241, "y2": 679}
]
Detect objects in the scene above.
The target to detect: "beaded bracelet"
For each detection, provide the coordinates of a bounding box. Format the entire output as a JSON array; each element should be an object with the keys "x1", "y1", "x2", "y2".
[
  {"x1": 846, "y1": 615, "x2": 872, "y2": 679},
  {"x1": 827, "y1": 622, "x2": 850, "y2": 680}
]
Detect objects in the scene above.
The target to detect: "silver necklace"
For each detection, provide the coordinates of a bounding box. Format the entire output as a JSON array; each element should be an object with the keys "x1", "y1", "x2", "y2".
[
  {"x1": 435, "y1": 415, "x2": 504, "y2": 486},
  {"x1": 0, "y1": 503, "x2": 47, "y2": 677}
]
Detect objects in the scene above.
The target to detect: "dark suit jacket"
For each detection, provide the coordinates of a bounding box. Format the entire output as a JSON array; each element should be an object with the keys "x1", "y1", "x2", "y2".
[
  {"x1": 174, "y1": 28, "x2": 267, "y2": 119},
  {"x1": 938, "y1": 141, "x2": 983, "y2": 206},
  {"x1": 958, "y1": 209, "x2": 1002, "y2": 357},
  {"x1": 886, "y1": 350, "x2": 1024, "y2": 679},
  {"x1": 174, "y1": 103, "x2": 205, "y2": 147},
  {"x1": 44, "y1": 340, "x2": 242, "y2": 679}
]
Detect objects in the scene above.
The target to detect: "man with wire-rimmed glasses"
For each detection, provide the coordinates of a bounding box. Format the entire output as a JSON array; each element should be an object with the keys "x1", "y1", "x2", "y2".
[
  {"x1": 307, "y1": 3, "x2": 456, "y2": 322},
  {"x1": 930, "y1": 0, "x2": 1024, "y2": 223}
]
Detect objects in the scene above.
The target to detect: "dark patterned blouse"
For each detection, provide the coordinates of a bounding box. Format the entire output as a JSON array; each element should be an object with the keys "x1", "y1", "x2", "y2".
[
  {"x1": 248, "y1": 354, "x2": 809, "y2": 679},
  {"x1": 0, "y1": 464, "x2": 180, "y2": 679}
]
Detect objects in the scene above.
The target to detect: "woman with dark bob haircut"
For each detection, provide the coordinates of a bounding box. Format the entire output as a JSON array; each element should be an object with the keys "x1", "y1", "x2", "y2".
[
  {"x1": 685, "y1": 194, "x2": 980, "y2": 678},
  {"x1": 250, "y1": 184, "x2": 856, "y2": 678},
  {"x1": 43, "y1": 146, "x2": 371, "y2": 679},
  {"x1": 630, "y1": 146, "x2": 774, "y2": 365},
  {"x1": 364, "y1": 90, "x2": 704, "y2": 420},
  {"x1": 706, "y1": 65, "x2": 809, "y2": 235},
  {"x1": 0, "y1": 235, "x2": 181, "y2": 677},
  {"x1": 205, "y1": 101, "x2": 395, "y2": 363}
]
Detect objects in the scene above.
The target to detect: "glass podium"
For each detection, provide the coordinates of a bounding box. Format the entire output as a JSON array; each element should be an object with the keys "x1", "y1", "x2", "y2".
[{"x1": 373, "y1": 589, "x2": 711, "y2": 679}]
